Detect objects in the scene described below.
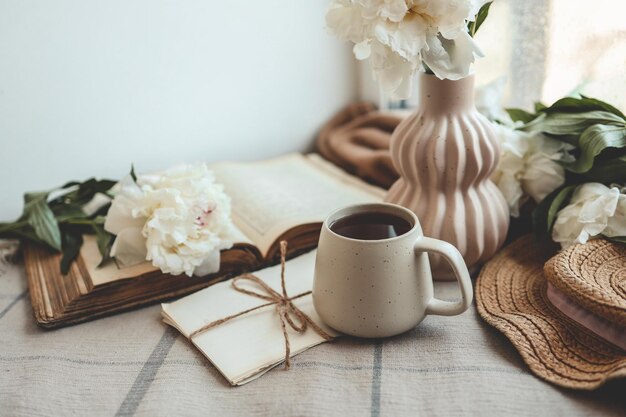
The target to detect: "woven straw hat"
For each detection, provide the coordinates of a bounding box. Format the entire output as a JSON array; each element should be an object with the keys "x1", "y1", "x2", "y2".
[
  {"x1": 476, "y1": 235, "x2": 626, "y2": 389},
  {"x1": 544, "y1": 239, "x2": 626, "y2": 327}
]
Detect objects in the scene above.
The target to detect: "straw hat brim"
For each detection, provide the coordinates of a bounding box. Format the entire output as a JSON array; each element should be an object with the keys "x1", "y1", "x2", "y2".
[{"x1": 476, "y1": 235, "x2": 626, "y2": 390}]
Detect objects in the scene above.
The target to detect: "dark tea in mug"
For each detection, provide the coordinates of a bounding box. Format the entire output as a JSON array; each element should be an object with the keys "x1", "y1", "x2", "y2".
[{"x1": 329, "y1": 212, "x2": 412, "y2": 240}]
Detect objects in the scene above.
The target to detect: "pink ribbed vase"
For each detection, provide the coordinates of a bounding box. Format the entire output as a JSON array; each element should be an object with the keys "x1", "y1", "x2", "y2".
[{"x1": 385, "y1": 73, "x2": 509, "y2": 279}]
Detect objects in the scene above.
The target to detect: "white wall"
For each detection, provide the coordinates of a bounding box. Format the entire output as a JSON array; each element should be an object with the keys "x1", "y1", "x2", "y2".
[{"x1": 0, "y1": 1, "x2": 356, "y2": 219}]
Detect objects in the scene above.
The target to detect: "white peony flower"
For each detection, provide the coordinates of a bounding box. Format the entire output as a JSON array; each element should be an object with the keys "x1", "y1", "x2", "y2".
[
  {"x1": 552, "y1": 183, "x2": 626, "y2": 248},
  {"x1": 475, "y1": 76, "x2": 572, "y2": 217},
  {"x1": 489, "y1": 124, "x2": 528, "y2": 216},
  {"x1": 326, "y1": 0, "x2": 487, "y2": 99},
  {"x1": 104, "y1": 164, "x2": 237, "y2": 277},
  {"x1": 523, "y1": 138, "x2": 572, "y2": 204},
  {"x1": 421, "y1": 31, "x2": 482, "y2": 82},
  {"x1": 489, "y1": 124, "x2": 571, "y2": 217}
]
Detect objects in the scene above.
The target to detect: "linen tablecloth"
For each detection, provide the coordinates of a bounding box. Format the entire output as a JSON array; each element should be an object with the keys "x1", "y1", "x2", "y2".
[{"x1": 1, "y1": 260, "x2": 624, "y2": 416}]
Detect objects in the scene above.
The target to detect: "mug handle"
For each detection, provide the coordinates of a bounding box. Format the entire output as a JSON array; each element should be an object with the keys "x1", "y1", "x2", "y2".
[{"x1": 414, "y1": 237, "x2": 473, "y2": 316}]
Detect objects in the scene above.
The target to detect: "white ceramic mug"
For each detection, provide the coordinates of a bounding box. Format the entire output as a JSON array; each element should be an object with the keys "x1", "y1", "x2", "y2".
[{"x1": 312, "y1": 203, "x2": 473, "y2": 338}]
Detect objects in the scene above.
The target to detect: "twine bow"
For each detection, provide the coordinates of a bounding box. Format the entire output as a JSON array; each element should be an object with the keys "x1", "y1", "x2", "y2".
[{"x1": 189, "y1": 241, "x2": 333, "y2": 369}]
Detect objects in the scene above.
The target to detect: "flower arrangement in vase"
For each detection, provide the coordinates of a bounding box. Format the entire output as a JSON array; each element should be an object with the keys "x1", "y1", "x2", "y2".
[
  {"x1": 480, "y1": 85, "x2": 626, "y2": 249},
  {"x1": 327, "y1": 0, "x2": 509, "y2": 278}
]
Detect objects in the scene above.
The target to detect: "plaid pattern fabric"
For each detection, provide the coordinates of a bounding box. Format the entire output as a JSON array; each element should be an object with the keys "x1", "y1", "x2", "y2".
[{"x1": 1, "y1": 261, "x2": 625, "y2": 416}]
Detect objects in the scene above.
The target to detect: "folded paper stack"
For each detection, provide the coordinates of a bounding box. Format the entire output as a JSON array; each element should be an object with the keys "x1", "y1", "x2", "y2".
[{"x1": 161, "y1": 250, "x2": 338, "y2": 386}]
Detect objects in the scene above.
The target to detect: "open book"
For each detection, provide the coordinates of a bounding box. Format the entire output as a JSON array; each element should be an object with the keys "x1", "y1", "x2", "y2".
[{"x1": 24, "y1": 154, "x2": 384, "y2": 328}]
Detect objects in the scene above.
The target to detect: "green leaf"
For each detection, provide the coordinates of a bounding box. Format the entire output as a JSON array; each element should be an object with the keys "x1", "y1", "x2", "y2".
[
  {"x1": 545, "y1": 96, "x2": 626, "y2": 120},
  {"x1": 565, "y1": 125, "x2": 626, "y2": 174},
  {"x1": 23, "y1": 193, "x2": 62, "y2": 251},
  {"x1": 5, "y1": 227, "x2": 41, "y2": 243},
  {"x1": 130, "y1": 164, "x2": 138, "y2": 183},
  {"x1": 0, "y1": 221, "x2": 40, "y2": 243},
  {"x1": 580, "y1": 95, "x2": 626, "y2": 119},
  {"x1": 0, "y1": 220, "x2": 28, "y2": 235},
  {"x1": 532, "y1": 185, "x2": 577, "y2": 236},
  {"x1": 506, "y1": 108, "x2": 536, "y2": 124},
  {"x1": 60, "y1": 232, "x2": 83, "y2": 274},
  {"x1": 523, "y1": 110, "x2": 625, "y2": 136},
  {"x1": 583, "y1": 154, "x2": 626, "y2": 183},
  {"x1": 91, "y1": 222, "x2": 114, "y2": 266},
  {"x1": 92, "y1": 215, "x2": 107, "y2": 225},
  {"x1": 606, "y1": 235, "x2": 626, "y2": 244},
  {"x1": 468, "y1": 1, "x2": 493, "y2": 37},
  {"x1": 50, "y1": 178, "x2": 116, "y2": 208},
  {"x1": 52, "y1": 204, "x2": 88, "y2": 222},
  {"x1": 546, "y1": 186, "x2": 577, "y2": 232},
  {"x1": 544, "y1": 133, "x2": 581, "y2": 146},
  {"x1": 534, "y1": 102, "x2": 547, "y2": 112},
  {"x1": 60, "y1": 181, "x2": 81, "y2": 189},
  {"x1": 2, "y1": 177, "x2": 115, "y2": 259},
  {"x1": 74, "y1": 179, "x2": 116, "y2": 204}
]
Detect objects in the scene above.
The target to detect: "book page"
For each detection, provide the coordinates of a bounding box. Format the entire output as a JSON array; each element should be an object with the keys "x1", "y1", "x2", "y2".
[
  {"x1": 212, "y1": 153, "x2": 384, "y2": 257},
  {"x1": 84, "y1": 153, "x2": 383, "y2": 285},
  {"x1": 82, "y1": 236, "x2": 157, "y2": 286},
  {"x1": 161, "y1": 250, "x2": 338, "y2": 385}
]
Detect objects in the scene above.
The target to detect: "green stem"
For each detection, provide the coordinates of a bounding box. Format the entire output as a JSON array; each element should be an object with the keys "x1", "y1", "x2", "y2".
[
  {"x1": 0, "y1": 221, "x2": 28, "y2": 234},
  {"x1": 422, "y1": 62, "x2": 434, "y2": 75},
  {"x1": 0, "y1": 222, "x2": 42, "y2": 245},
  {"x1": 63, "y1": 219, "x2": 96, "y2": 226}
]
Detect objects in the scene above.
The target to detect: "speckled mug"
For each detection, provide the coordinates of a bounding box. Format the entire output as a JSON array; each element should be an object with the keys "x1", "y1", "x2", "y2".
[{"x1": 312, "y1": 203, "x2": 473, "y2": 338}]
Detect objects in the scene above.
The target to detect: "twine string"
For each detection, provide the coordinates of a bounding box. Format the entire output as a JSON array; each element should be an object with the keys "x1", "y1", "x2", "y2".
[{"x1": 188, "y1": 241, "x2": 333, "y2": 369}]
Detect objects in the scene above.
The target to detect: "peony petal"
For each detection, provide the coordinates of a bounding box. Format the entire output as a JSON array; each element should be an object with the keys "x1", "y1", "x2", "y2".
[
  {"x1": 571, "y1": 183, "x2": 611, "y2": 203},
  {"x1": 367, "y1": 41, "x2": 415, "y2": 99},
  {"x1": 379, "y1": 0, "x2": 409, "y2": 23},
  {"x1": 82, "y1": 192, "x2": 112, "y2": 217},
  {"x1": 605, "y1": 195, "x2": 626, "y2": 237},
  {"x1": 578, "y1": 189, "x2": 619, "y2": 222},
  {"x1": 522, "y1": 157, "x2": 565, "y2": 203},
  {"x1": 422, "y1": 32, "x2": 478, "y2": 81},
  {"x1": 193, "y1": 250, "x2": 221, "y2": 277},
  {"x1": 104, "y1": 196, "x2": 145, "y2": 235},
  {"x1": 353, "y1": 41, "x2": 371, "y2": 60},
  {"x1": 104, "y1": 178, "x2": 145, "y2": 235},
  {"x1": 427, "y1": 0, "x2": 479, "y2": 40},
  {"x1": 110, "y1": 227, "x2": 148, "y2": 267},
  {"x1": 553, "y1": 211, "x2": 586, "y2": 248},
  {"x1": 326, "y1": 1, "x2": 371, "y2": 44},
  {"x1": 374, "y1": 17, "x2": 428, "y2": 61}
]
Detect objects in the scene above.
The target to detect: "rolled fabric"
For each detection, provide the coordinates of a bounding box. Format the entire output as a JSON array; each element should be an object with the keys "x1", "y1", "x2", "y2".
[{"x1": 316, "y1": 103, "x2": 403, "y2": 189}]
